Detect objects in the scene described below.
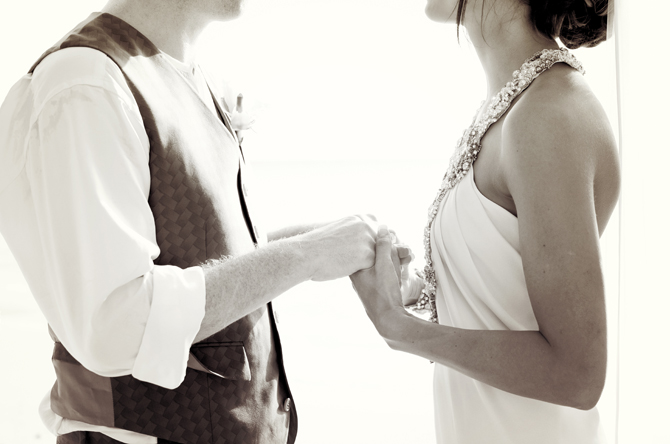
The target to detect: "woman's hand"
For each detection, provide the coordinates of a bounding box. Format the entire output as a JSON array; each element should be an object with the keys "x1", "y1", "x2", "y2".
[
  {"x1": 400, "y1": 270, "x2": 424, "y2": 307},
  {"x1": 350, "y1": 225, "x2": 408, "y2": 338},
  {"x1": 354, "y1": 214, "x2": 415, "y2": 284}
]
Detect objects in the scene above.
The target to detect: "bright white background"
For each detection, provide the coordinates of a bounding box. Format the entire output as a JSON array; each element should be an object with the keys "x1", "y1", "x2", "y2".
[{"x1": 0, "y1": 0, "x2": 667, "y2": 443}]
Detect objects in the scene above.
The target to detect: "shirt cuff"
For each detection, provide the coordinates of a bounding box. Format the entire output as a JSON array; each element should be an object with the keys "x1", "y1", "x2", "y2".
[{"x1": 131, "y1": 265, "x2": 206, "y2": 389}]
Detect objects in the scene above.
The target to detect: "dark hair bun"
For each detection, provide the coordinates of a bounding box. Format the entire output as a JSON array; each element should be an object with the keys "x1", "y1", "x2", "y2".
[{"x1": 527, "y1": 0, "x2": 610, "y2": 49}]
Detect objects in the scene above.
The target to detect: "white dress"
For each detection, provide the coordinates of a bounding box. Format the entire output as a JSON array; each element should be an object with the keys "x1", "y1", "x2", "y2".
[
  {"x1": 425, "y1": 49, "x2": 607, "y2": 444},
  {"x1": 431, "y1": 168, "x2": 606, "y2": 443}
]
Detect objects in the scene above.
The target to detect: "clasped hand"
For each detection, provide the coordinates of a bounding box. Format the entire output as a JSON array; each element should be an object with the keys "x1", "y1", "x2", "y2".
[
  {"x1": 302, "y1": 215, "x2": 419, "y2": 308},
  {"x1": 350, "y1": 224, "x2": 419, "y2": 335}
]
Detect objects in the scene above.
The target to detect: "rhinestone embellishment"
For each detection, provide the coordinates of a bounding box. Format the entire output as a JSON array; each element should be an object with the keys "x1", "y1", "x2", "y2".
[{"x1": 408, "y1": 48, "x2": 585, "y2": 323}]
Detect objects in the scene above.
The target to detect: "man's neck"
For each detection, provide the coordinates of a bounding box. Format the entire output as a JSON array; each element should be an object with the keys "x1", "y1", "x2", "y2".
[{"x1": 101, "y1": 0, "x2": 212, "y2": 65}]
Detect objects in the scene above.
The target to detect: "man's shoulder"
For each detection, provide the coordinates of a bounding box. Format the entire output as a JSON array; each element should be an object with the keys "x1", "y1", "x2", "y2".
[{"x1": 31, "y1": 47, "x2": 132, "y2": 110}]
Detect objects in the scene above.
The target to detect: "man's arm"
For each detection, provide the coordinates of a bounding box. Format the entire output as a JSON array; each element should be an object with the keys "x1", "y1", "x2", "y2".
[
  {"x1": 25, "y1": 48, "x2": 378, "y2": 388},
  {"x1": 267, "y1": 223, "x2": 326, "y2": 241},
  {"x1": 266, "y1": 214, "x2": 379, "y2": 242},
  {"x1": 195, "y1": 216, "x2": 376, "y2": 342},
  {"x1": 25, "y1": 48, "x2": 207, "y2": 388}
]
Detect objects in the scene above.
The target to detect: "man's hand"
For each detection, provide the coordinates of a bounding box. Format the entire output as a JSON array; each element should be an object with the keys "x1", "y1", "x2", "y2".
[
  {"x1": 297, "y1": 216, "x2": 377, "y2": 281},
  {"x1": 350, "y1": 225, "x2": 406, "y2": 336}
]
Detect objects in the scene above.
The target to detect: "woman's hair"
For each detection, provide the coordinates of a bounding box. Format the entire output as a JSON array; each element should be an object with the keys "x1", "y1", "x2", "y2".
[{"x1": 456, "y1": 0, "x2": 610, "y2": 49}]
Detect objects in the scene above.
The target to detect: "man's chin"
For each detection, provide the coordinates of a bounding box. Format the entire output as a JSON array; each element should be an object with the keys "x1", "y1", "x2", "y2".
[
  {"x1": 213, "y1": 1, "x2": 246, "y2": 23},
  {"x1": 221, "y1": 10, "x2": 243, "y2": 22}
]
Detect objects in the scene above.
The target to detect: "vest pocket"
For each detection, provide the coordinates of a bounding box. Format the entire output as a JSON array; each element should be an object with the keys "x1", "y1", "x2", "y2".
[{"x1": 190, "y1": 341, "x2": 251, "y2": 381}]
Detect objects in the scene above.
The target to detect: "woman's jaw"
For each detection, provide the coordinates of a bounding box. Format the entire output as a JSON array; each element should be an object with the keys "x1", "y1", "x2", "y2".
[{"x1": 424, "y1": 0, "x2": 460, "y2": 23}]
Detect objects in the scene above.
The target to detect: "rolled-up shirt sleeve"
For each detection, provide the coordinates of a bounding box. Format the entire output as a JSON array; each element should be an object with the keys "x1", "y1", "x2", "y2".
[{"x1": 24, "y1": 48, "x2": 206, "y2": 389}]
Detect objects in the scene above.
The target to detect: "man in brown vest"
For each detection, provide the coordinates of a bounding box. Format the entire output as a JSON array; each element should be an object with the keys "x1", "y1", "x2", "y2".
[{"x1": 0, "y1": 0, "x2": 408, "y2": 443}]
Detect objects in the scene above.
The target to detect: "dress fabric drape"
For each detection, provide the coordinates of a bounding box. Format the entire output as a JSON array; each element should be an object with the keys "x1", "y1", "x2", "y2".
[{"x1": 431, "y1": 167, "x2": 606, "y2": 444}]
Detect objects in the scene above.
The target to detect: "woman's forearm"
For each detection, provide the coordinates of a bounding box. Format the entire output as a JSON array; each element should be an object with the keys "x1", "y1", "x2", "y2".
[{"x1": 384, "y1": 310, "x2": 605, "y2": 410}]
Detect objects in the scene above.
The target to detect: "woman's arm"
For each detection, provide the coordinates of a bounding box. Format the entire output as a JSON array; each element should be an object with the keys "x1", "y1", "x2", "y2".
[{"x1": 352, "y1": 87, "x2": 616, "y2": 410}]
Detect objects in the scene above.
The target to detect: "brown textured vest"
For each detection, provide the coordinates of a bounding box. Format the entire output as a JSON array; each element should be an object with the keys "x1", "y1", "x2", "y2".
[{"x1": 29, "y1": 12, "x2": 297, "y2": 444}]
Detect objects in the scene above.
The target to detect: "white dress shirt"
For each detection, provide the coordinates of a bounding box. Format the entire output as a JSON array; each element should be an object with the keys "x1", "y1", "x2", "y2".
[{"x1": 0, "y1": 47, "x2": 214, "y2": 443}]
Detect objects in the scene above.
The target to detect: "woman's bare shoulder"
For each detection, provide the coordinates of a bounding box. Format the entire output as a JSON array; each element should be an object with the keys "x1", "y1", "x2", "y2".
[
  {"x1": 500, "y1": 63, "x2": 620, "y2": 230},
  {"x1": 501, "y1": 63, "x2": 619, "y2": 184}
]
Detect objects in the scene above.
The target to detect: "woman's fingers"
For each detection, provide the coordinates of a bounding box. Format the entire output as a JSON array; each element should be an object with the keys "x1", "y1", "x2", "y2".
[
  {"x1": 353, "y1": 214, "x2": 414, "y2": 268},
  {"x1": 375, "y1": 225, "x2": 392, "y2": 262},
  {"x1": 395, "y1": 244, "x2": 414, "y2": 265},
  {"x1": 376, "y1": 225, "x2": 402, "y2": 285},
  {"x1": 349, "y1": 225, "x2": 406, "y2": 333}
]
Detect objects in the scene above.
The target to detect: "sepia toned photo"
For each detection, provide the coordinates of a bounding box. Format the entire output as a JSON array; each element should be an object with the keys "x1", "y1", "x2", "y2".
[{"x1": 0, "y1": 0, "x2": 667, "y2": 443}]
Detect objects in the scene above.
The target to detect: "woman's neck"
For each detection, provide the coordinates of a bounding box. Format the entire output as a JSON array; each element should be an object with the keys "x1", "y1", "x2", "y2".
[{"x1": 463, "y1": 2, "x2": 560, "y2": 100}]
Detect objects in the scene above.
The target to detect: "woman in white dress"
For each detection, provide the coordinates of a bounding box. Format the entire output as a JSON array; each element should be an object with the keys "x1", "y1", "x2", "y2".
[{"x1": 351, "y1": 0, "x2": 617, "y2": 443}]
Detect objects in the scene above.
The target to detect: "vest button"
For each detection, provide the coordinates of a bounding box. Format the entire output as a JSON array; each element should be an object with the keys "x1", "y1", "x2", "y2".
[{"x1": 283, "y1": 397, "x2": 292, "y2": 412}]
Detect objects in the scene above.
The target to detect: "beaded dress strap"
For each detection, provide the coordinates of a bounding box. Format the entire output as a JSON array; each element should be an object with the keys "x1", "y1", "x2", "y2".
[{"x1": 409, "y1": 48, "x2": 585, "y2": 324}]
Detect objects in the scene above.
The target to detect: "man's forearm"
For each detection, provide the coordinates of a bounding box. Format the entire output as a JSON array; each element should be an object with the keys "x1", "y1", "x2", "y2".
[
  {"x1": 194, "y1": 237, "x2": 312, "y2": 342},
  {"x1": 194, "y1": 216, "x2": 377, "y2": 343},
  {"x1": 267, "y1": 222, "x2": 327, "y2": 242}
]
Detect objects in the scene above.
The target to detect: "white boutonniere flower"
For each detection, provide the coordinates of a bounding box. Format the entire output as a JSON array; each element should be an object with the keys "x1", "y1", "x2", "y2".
[{"x1": 230, "y1": 94, "x2": 256, "y2": 143}]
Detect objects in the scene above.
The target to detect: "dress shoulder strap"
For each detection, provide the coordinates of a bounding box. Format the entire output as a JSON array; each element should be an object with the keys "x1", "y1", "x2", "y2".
[
  {"x1": 411, "y1": 48, "x2": 585, "y2": 324},
  {"x1": 447, "y1": 48, "x2": 585, "y2": 191}
]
